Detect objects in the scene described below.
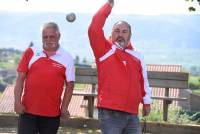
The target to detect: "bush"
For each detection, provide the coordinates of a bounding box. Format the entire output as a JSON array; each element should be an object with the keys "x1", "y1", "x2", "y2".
[
  {"x1": 176, "y1": 110, "x2": 200, "y2": 124},
  {"x1": 189, "y1": 112, "x2": 200, "y2": 123},
  {"x1": 0, "y1": 84, "x2": 6, "y2": 91},
  {"x1": 140, "y1": 104, "x2": 199, "y2": 125},
  {"x1": 189, "y1": 83, "x2": 200, "y2": 89},
  {"x1": 189, "y1": 76, "x2": 200, "y2": 89}
]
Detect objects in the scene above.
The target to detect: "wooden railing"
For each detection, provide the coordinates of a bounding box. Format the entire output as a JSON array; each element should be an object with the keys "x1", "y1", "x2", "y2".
[{"x1": 73, "y1": 67, "x2": 189, "y2": 121}]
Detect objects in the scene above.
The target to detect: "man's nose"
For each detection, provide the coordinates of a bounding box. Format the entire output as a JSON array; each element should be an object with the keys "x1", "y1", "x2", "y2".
[
  {"x1": 117, "y1": 33, "x2": 124, "y2": 38},
  {"x1": 118, "y1": 31, "x2": 123, "y2": 36}
]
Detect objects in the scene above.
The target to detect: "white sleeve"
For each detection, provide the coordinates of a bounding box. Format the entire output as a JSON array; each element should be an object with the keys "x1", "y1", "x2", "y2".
[
  {"x1": 66, "y1": 58, "x2": 75, "y2": 82},
  {"x1": 139, "y1": 55, "x2": 152, "y2": 104},
  {"x1": 125, "y1": 49, "x2": 152, "y2": 104}
]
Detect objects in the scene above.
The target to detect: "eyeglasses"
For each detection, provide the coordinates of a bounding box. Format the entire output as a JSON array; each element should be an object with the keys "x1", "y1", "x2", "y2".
[{"x1": 42, "y1": 35, "x2": 57, "y2": 40}]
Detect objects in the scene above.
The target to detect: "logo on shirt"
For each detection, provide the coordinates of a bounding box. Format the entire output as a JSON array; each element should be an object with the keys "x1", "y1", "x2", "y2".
[
  {"x1": 52, "y1": 63, "x2": 64, "y2": 69},
  {"x1": 122, "y1": 61, "x2": 127, "y2": 66},
  {"x1": 36, "y1": 52, "x2": 41, "y2": 56}
]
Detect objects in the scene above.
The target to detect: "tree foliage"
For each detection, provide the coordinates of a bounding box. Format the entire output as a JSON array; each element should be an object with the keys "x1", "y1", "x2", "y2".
[{"x1": 186, "y1": 0, "x2": 200, "y2": 11}]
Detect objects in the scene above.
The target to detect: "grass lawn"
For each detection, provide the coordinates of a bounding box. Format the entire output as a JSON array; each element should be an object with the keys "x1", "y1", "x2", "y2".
[
  {"x1": 189, "y1": 76, "x2": 200, "y2": 84},
  {"x1": 0, "y1": 62, "x2": 16, "y2": 70},
  {"x1": 75, "y1": 84, "x2": 86, "y2": 89},
  {"x1": 193, "y1": 89, "x2": 200, "y2": 94},
  {"x1": 189, "y1": 76, "x2": 200, "y2": 89}
]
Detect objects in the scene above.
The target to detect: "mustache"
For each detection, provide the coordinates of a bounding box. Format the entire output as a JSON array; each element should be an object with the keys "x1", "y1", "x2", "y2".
[
  {"x1": 44, "y1": 43, "x2": 57, "y2": 48},
  {"x1": 116, "y1": 37, "x2": 125, "y2": 42}
]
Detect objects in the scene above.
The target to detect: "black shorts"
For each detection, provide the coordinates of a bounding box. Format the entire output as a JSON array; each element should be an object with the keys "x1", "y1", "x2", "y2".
[{"x1": 18, "y1": 112, "x2": 60, "y2": 134}]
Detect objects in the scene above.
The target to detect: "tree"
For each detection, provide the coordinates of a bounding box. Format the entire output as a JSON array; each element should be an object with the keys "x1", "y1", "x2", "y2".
[
  {"x1": 74, "y1": 55, "x2": 80, "y2": 65},
  {"x1": 0, "y1": 77, "x2": 6, "y2": 91},
  {"x1": 29, "y1": 41, "x2": 34, "y2": 47},
  {"x1": 186, "y1": 0, "x2": 200, "y2": 11},
  {"x1": 82, "y1": 57, "x2": 87, "y2": 65},
  {"x1": 14, "y1": 54, "x2": 21, "y2": 66}
]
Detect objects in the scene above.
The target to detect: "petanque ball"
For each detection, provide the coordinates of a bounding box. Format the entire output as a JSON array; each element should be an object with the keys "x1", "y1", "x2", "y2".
[{"x1": 66, "y1": 13, "x2": 76, "y2": 22}]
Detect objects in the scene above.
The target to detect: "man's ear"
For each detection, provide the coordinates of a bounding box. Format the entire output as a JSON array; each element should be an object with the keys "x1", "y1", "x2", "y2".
[
  {"x1": 58, "y1": 33, "x2": 61, "y2": 40},
  {"x1": 128, "y1": 33, "x2": 132, "y2": 41},
  {"x1": 109, "y1": 36, "x2": 114, "y2": 43}
]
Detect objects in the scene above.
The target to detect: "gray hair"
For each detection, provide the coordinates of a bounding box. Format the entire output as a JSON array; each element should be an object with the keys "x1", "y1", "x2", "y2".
[
  {"x1": 41, "y1": 22, "x2": 60, "y2": 34},
  {"x1": 113, "y1": 20, "x2": 132, "y2": 33}
]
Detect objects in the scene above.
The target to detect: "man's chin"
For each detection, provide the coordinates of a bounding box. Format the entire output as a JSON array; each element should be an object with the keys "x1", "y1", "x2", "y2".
[
  {"x1": 117, "y1": 42, "x2": 126, "y2": 48},
  {"x1": 43, "y1": 44, "x2": 59, "y2": 52}
]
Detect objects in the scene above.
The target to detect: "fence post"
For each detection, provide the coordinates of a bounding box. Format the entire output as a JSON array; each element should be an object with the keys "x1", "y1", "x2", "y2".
[
  {"x1": 87, "y1": 84, "x2": 96, "y2": 118},
  {"x1": 163, "y1": 88, "x2": 172, "y2": 121}
]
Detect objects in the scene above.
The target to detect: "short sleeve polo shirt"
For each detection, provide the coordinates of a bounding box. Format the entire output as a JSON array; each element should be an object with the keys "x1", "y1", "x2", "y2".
[{"x1": 17, "y1": 46, "x2": 75, "y2": 116}]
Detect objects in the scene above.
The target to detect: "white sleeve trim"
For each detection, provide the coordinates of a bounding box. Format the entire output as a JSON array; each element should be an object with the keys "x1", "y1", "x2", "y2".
[
  {"x1": 99, "y1": 45, "x2": 117, "y2": 62},
  {"x1": 125, "y1": 49, "x2": 152, "y2": 104},
  {"x1": 141, "y1": 62, "x2": 152, "y2": 104},
  {"x1": 28, "y1": 47, "x2": 46, "y2": 69},
  {"x1": 51, "y1": 47, "x2": 75, "y2": 82}
]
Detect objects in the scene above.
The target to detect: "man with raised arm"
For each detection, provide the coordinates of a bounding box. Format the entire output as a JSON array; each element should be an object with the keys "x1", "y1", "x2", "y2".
[{"x1": 88, "y1": 0, "x2": 152, "y2": 133}]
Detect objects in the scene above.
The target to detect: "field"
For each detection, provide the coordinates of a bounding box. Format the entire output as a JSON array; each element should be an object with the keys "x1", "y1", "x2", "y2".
[
  {"x1": 193, "y1": 89, "x2": 200, "y2": 94},
  {"x1": 189, "y1": 76, "x2": 200, "y2": 90}
]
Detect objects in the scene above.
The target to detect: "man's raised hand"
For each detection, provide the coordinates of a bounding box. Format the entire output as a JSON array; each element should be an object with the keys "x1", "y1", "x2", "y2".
[{"x1": 108, "y1": 0, "x2": 114, "y2": 7}]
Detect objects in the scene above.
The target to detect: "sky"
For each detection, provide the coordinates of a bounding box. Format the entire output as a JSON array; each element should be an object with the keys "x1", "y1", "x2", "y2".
[
  {"x1": 0, "y1": 0, "x2": 199, "y2": 68},
  {"x1": 0, "y1": 0, "x2": 200, "y2": 15}
]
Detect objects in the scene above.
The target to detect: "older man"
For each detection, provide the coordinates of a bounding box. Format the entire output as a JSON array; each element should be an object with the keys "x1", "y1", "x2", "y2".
[
  {"x1": 88, "y1": 0, "x2": 152, "y2": 134},
  {"x1": 14, "y1": 22, "x2": 75, "y2": 134}
]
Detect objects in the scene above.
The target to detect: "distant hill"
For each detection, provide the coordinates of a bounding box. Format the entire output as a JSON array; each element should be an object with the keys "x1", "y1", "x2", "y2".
[{"x1": 0, "y1": 12, "x2": 200, "y2": 69}]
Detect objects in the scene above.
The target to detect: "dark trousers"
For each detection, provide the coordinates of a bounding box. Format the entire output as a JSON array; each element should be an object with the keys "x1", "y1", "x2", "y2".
[{"x1": 18, "y1": 113, "x2": 60, "y2": 134}]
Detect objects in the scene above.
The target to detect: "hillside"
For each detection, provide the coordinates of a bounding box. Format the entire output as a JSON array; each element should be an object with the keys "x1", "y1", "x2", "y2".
[{"x1": 0, "y1": 12, "x2": 200, "y2": 69}]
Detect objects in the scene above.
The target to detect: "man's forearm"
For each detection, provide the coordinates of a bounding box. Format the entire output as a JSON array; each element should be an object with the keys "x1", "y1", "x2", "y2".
[
  {"x1": 14, "y1": 74, "x2": 25, "y2": 103},
  {"x1": 89, "y1": 2, "x2": 113, "y2": 33},
  {"x1": 14, "y1": 83, "x2": 23, "y2": 103},
  {"x1": 61, "y1": 82, "x2": 74, "y2": 112},
  {"x1": 14, "y1": 72, "x2": 26, "y2": 114},
  {"x1": 88, "y1": 1, "x2": 114, "y2": 58},
  {"x1": 108, "y1": 0, "x2": 114, "y2": 7}
]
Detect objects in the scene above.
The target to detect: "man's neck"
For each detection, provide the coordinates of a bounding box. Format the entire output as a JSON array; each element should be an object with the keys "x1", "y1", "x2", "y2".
[
  {"x1": 44, "y1": 50, "x2": 57, "y2": 57},
  {"x1": 43, "y1": 44, "x2": 59, "y2": 57},
  {"x1": 114, "y1": 42, "x2": 126, "y2": 50}
]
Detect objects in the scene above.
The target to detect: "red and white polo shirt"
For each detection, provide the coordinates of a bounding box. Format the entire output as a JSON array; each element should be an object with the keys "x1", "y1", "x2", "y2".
[{"x1": 17, "y1": 46, "x2": 75, "y2": 117}]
